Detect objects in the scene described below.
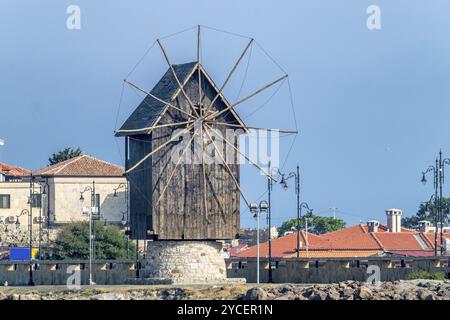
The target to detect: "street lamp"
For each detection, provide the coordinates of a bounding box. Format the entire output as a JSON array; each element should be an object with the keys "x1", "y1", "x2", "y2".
[
  {"x1": 16, "y1": 209, "x2": 34, "y2": 286},
  {"x1": 34, "y1": 178, "x2": 49, "y2": 260},
  {"x1": 114, "y1": 183, "x2": 130, "y2": 258},
  {"x1": 299, "y1": 203, "x2": 312, "y2": 257},
  {"x1": 120, "y1": 211, "x2": 130, "y2": 258},
  {"x1": 249, "y1": 200, "x2": 269, "y2": 286},
  {"x1": 275, "y1": 164, "x2": 305, "y2": 258},
  {"x1": 79, "y1": 181, "x2": 97, "y2": 285},
  {"x1": 421, "y1": 150, "x2": 450, "y2": 255}
]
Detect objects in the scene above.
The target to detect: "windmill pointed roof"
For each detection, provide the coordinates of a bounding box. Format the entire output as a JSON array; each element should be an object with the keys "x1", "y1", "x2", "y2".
[
  {"x1": 116, "y1": 62, "x2": 197, "y2": 136},
  {"x1": 116, "y1": 62, "x2": 246, "y2": 136}
]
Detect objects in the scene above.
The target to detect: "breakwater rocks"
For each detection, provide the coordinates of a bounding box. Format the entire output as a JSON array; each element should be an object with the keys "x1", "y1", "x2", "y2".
[
  {"x1": 0, "y1": 280, "x2": 450, "y2": 300},
  {"x1": 240, "y1": 280, "x2": 450, "y2": 300}
]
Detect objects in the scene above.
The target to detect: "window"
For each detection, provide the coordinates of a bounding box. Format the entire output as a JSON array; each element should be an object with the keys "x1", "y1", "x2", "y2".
[
  {"x1": 0, "y1": 195, "x2": 10, "y2": 209},
  {"x1": 30, "y1": 194, "x2": 42, "y2": 208}
]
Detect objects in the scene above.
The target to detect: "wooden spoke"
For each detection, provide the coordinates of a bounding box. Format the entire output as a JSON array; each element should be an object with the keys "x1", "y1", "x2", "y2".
[
  {"x1": 206, "y1": 121, "x2": 298, "y2": 134},
  {"x1": 205, "y1": 123, "x2": 276, "y2": 182},
  {"x1": 157, "y1": 39, "x2": 200, "y2": 118},
  {"x1": 155, "y1": 133, "x2": 196, "y2": 205},
  {"x1": 197, "y1": 25, "x2": 203, "y2": 116},
  {"x1": 204, "y1": 38, "x2": 253, "y2": 115},
  {"x1": 115, "y1": 120, "x2": 195, "y2": 134},
  {"x1": 125, "y1": 123, "x2": 195, "y2": 174},
  {"x1": 205, "y1": 74, "x2": 288, "y2": 121},
  {"x1": 204, "y1": 127, "x2": 250, "y2": 207},
  {"x1": 124, "y1": 80, "x2": 193, "y2": 119},
  {"x1": 201, "y1": 126, "x2": 209, "y2": 222}
]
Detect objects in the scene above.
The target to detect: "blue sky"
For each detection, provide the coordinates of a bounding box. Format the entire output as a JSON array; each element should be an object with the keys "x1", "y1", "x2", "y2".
[{"x1": 1, "y1": 1, "x2": 450, "y2": 228}]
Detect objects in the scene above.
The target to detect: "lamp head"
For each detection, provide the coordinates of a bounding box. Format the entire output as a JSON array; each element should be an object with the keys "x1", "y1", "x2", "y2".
[
  {"x1": 249, "y1": 203, "x2": 258, "y2": 214},
  {"x1": 259, "y1": 200, "x2": 269, "y2": 213},
  {"x1": 113, "y1": 190, "x2": 118, "y2": 197},
  {"x1": 280, "y1": 175, "x2": 288, "y2": 190},
  {"x1": 421, "y1": 173, "x2": 427, "y2": 185}
]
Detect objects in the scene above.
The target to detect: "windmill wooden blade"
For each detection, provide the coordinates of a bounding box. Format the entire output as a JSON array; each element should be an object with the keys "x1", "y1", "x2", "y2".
[
  {"x1": 205, "y1": 124, "x2": 276, "y2": 182},
  {"x1": 155, "y1": 133, "x2": 196, "y2": 205},
  {"x1": 125, "y1": 123, "x2": 195, "y2": 174},
  {"x1": 204, "y1": 127, "x2": 250, "y2": 208},
  {"x1": 115, "y1": 120, "x2": 194, "y2": 134},
  {"x1": 207, "y1": 121, "x2": 298, "y2": 134},
  {"x1": 157, "y1": 39, "x2": 200, "y2": 118},
  {"x1": 205, "y1": 74, "x2": 288, "y2": 121},
  {"x1": 124, "y1": 80, "x2": 194, "y2": 119},
  {"x1": 205, "y1": 38, "x2": 253, "y2": 114}
]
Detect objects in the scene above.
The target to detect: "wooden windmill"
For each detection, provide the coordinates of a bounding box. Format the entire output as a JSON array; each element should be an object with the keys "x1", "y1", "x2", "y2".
[{"x1": 115, "y1": 26, "x2": 292, "y2": 241}]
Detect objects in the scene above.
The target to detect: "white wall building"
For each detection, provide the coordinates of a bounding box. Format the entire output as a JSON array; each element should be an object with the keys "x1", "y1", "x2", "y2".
[{"x1": 0, "y1": 155, "x2": 127, "y2": 228}]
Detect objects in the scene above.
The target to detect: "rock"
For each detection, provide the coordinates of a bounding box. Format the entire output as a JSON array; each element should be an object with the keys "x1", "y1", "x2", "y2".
[
  {"x1": 342, "y1": 287, "x2": 354, "y2": 297},
  {"x1": 309, "y1": 290, "x2": 327, "y2": 300},
  {"x1": 355, "y1": 286, "x2": 372, "y2": 300},
  {"x1": 326, "y1": 290, "x2": 341, "y2": 300},
  {"x1": 403, "y1": 292, "x2": 417, "y2": 300},
  {"x1": 417, "y1": 289, "x2": 435, "y2": 301},
  {"x1": 91, "y1": 292, "x2": 125, "y2": 300},
  {"x1": 244, "y1": 287, "x2": 270, "y2": 300}
]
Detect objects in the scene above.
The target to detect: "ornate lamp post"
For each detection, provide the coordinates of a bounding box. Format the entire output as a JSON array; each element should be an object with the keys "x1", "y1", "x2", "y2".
[
  {"x1": 421, "y1": 150, "x2": 450, "y2": 255},
  {"x1": 16, "y1": 209, "x2": 33, "y2": 286},
  {"x1": 249, "y1": 200, "x2": 269, "y2": 285},
  {"x1": 113, "y1": 183, "x2": 129, "y2": 258},
  {"x1": 79, "y1": 181, "x2": 96, "y2": 285},
  {"x1": 35, "y1": 179, "x2": 49, "y2": 260},
  {"x1": 276, "y1": 164, "x2": 304, "y2": 257}
]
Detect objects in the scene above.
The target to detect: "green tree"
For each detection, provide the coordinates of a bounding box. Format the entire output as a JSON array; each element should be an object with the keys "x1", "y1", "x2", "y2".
[
  {"x1": 48, "y1": 147, "x2": 83, "y2": 165},
  {"x1": 50, "y1": 221, "x2": 134, "y2": 260},
  {"x1": 402, "y1": 197, "x2": 450, "y2": 229},
  {"x1": 278, "y1": 211, "x2": 346, "y2": 236}
]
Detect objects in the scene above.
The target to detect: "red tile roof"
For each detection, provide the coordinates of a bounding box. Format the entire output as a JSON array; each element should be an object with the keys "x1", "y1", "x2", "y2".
[
  {"x1": 33, "y1": 155, "x2": 124, "y2": 177},
  {"x1": 234, "y1": 223, "x2": 450, "y2": 259},
  {"x1": 0, "y1": 162, "x2": 30, "y2": 177},
  {"x1": 234, "y1": 231, "x2": 332, "y2": 258}
]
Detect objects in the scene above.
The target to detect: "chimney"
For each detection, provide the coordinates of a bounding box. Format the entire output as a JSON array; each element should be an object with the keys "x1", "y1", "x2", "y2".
[
  {"x1": 386, "y1": 208, "x2": 403, "y2": 232},
  {"x1": 367, "y1": 220, "x2": 380, "y2": 233},
  {"x1": 418, "y1": 220, "x2": 431, "y2": 233}
]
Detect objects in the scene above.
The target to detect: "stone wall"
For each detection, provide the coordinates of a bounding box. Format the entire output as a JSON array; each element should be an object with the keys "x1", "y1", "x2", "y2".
[
  {"x1": 142, "y1": 241, "x2": 227, "y2": 284},
  {"x1": 0, "y1": 257, "x2": 449, "y2": 286},
  {"x1": 227, "y1": 257, "x2": 450, "y2": 283}
]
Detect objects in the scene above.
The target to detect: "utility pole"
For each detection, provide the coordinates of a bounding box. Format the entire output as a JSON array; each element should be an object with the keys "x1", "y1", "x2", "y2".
[
  {"x1": 421, "y1": 151, "x2": 450, "y2": 256},
  {"x1": 267, "y1": 161, "x2": 273, "y2": 283},
  {"x1": 330, "y1": 207, "x2": 338, "y2": 220},
  {"x1": 28, "y1": 175, "x2": 34, "y2": 286}
]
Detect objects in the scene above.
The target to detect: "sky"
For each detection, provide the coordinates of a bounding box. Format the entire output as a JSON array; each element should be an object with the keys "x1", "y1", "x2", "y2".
[{"x1": 1, "y1": 1, "x2": 450, "y2": 228}]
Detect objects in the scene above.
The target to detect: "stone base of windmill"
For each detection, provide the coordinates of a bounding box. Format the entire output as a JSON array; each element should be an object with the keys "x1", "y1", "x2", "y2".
[{"x1": 129, "y1": 240, "x2": 245, "y2": 285}]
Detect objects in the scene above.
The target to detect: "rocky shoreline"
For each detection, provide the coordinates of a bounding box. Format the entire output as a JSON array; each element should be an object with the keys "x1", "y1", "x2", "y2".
[{"x1": 0, "y1": 280, "x2": 449, "y2": 300}]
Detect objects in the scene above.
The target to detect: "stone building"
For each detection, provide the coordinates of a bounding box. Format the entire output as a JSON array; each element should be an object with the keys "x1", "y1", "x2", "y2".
[{"x1": 0, "y1": 155, "x2": 127, "y2": 229}]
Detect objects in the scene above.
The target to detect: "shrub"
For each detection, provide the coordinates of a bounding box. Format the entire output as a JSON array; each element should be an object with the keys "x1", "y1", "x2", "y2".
[
  {"x1": 408, "y1": 271, "x2": 446, "y2": 280},
  {"x1": 49, "y1": 221, "x2": 134, "y2": 260}
]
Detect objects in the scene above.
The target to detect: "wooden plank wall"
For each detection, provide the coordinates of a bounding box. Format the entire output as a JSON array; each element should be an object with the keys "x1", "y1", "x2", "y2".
[
  {"x1": 127, "y1": 134, "x2": 153, "y2": 239},
  {"x1": 150, "y1": 71, "x2": 240, "y2": 240}
]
